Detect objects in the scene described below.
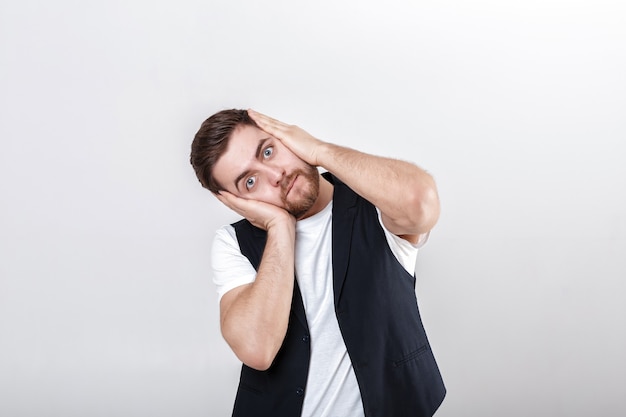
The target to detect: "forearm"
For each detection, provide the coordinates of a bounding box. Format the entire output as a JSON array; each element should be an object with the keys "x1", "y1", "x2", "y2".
[
  {"x1": 220, "y1": 222, "x2": 296, "y2": 370},
  {"x1": 244, "y1": 109, "x2": 439, "y2": 235},
  {"x1": 318, "y1": 142, "x2": 440, "y2": 235}
]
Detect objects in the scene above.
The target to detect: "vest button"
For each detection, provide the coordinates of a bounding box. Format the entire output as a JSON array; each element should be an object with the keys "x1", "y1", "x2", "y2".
[
  {"x1": 296, "y1": 387, "x2": 304, "y2": 396},
  {"x1": 302, "y1": 335, "x2": 309, "y2": 343}
]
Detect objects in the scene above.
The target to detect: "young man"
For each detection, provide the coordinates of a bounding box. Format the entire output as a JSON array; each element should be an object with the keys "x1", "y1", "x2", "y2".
[{"x1": 190, "y1": 109, "x2": 446, "y2": 417}]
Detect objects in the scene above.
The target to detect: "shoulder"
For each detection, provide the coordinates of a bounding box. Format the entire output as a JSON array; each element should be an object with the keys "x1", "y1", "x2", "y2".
[
  {"x1": 375, "y1": 207, "x2": 427, "y2": 274},
  {"x1": 211, "y1": 224, "x2": 257, "y2": 300},
  {"x1": 211, "y1": 225, "x2": 244, "y2": 272},
  {"x1": 213, "y1": 224, "x2": 238, "y2": 250}
]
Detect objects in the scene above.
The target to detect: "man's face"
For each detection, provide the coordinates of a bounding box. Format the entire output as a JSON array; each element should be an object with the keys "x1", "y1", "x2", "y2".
[{"x1": 212, "y1": 124, "x2": 320, "y2": 218}]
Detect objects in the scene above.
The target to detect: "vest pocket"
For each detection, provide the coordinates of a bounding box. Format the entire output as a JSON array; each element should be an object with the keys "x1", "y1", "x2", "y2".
[
  {"x1": 239, "y1": 366, "x2": 268, "y2": 395},
  {"x1": 239, "y1": 381, "x2": 264, "y2": 395},
  {"x1": 392, "y1": 344, "x2": 429, "y2": 367}
]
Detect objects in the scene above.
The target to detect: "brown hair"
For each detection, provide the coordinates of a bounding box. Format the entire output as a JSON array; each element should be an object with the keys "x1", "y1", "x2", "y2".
[{"x1": 190, "y1": 109, "x2": 258, "y2": 193}]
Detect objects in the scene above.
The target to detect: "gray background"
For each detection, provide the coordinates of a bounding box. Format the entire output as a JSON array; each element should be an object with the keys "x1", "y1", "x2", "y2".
[{"x1": 1, "y1": 0, "x2": 625, "y2": 416}]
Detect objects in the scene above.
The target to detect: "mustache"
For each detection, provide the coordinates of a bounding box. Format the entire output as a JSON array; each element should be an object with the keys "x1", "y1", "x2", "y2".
[
  {"x1": 280, "y1": 170, "x2": 302, "y2": 196},
  {"x1": 280, "y1": 166, "x2": 316, "y2": 199}
]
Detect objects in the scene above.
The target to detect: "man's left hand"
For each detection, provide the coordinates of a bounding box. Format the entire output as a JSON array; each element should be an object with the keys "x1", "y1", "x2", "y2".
[{"x1": 247, "y1": 109, "x2": 325, "y2": 167}]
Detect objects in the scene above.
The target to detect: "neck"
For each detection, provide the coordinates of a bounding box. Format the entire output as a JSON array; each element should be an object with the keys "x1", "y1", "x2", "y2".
[{"x1": 298, "y1": 173, "x2": 334, "y2": 220}]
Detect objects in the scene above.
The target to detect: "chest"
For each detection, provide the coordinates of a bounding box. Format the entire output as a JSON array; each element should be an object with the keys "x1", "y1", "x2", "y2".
[{"x1": 294, "y1": 211, "x2": 333, "y2": 323}]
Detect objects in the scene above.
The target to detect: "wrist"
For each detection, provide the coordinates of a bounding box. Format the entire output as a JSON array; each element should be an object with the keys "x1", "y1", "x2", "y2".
[
  {"x1": 266, "y1": 213, "x2": 296, "y2": 235},
  {"x1": 314, "y1": 141, "x2": 334, "y2": 168}
]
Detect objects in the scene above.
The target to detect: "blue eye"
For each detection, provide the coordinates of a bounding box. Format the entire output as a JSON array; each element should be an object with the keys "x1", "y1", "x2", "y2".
[
  {"x1": 245, "y1": 176, "x2": 256, "y2": 190},
  {"x1": 263, "y1": 146, "x2": 273, "y2": 159}
]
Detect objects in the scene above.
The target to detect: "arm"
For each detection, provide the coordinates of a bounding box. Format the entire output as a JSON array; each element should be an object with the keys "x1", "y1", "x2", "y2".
[
  {"x1": 248, "y1": 110, "x2": 440, "y2": 243},
  {"x1": 317, "y1": 144, "x2": 439, "y2": 243},
  {"x1": 215, "y1": 192, "x2": 296, "y2": 370}
]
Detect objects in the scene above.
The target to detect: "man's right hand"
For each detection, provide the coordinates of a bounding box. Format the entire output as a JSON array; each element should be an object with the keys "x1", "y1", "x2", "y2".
[
  {"x1": 215, "y1": 190, "x2": 297, "y2": 371},
  {"x1": 215, "y1": 191, "x2": 296, "y2": 231}
]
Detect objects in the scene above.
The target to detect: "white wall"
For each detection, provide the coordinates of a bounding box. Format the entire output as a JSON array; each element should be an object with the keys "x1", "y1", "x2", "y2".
[{"x1": 1, "y1": 1, "x2": 624, "y2": 416}]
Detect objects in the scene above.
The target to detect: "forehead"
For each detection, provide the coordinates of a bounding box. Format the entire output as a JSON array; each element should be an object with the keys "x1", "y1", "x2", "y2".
[
  {"x1": 227, "y1": 124, "x2": 266, "y2": 156},
  {"x1": 212, "y1": 124, "x2": 268, "y2": 189}
]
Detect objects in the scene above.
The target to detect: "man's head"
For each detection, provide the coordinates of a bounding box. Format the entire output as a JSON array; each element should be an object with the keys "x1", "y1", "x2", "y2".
[
  {"x1": 190, "y1": 109, "x2": 320, "y2": 218},
  {"x1": 190, "y1": 109, "x2": 257, "y2": 194}
]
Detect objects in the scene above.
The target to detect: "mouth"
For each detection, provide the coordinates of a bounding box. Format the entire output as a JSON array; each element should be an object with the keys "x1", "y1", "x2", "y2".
[{"x1": 285, "y1": 174, "x2": 298, "y2": 197}]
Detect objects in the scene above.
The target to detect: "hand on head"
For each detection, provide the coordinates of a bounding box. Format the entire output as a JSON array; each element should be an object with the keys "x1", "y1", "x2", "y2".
[{"x1": 247, "y1": 109, "x2": 325, "y2": 167}]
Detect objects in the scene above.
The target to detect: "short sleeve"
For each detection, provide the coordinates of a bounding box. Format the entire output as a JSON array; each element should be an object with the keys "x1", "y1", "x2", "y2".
[
  {"x1": 376, "y1": 208, "x2": 429, "y2": 274},
  {"x1": 211, "y1": 225, "x2": 257, "y2": 301}
]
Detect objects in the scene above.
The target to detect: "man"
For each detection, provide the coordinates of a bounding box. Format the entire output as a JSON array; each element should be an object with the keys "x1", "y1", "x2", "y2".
[{"x1": 190, "y1": 109, "x2": 446, "y2": 417}]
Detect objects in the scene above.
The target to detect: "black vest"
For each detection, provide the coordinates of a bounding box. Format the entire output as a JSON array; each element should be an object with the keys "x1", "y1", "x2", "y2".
[{"x1": 231, "y1": 173, "x2": 445, "y2": 417}]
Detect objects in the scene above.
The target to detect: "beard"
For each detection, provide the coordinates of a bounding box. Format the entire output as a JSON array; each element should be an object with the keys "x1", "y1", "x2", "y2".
[{"x1": 280, "y1": 164, "x2": 320, "y2": 219}]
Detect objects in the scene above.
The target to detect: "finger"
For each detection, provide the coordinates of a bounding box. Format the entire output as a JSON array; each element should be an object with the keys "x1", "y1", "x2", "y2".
[
  {"x1": 248, "y1": 109, "x2": 290, "y2": 134},
  {"x1": 216, "y1": 190, "x2": 240, "y2": 205},
  {"x1": 214, "y1": 192, "x2": 230, "y2": 208},
  {"x1": 248, "y1": 109, "x2": 285, "y2": 125},
  {"x1": 215, "y1": 191, "x2": 241, "y2": 211}
]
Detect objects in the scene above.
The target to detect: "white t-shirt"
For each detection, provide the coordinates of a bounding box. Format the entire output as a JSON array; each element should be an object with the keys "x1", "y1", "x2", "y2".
[{"x1": 211, "y1": 201, "x2": 427, "y2": 417}]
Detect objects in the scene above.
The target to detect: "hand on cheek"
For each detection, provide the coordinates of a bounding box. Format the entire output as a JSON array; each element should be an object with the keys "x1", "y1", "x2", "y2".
[{"x1": 215, "y1": 191, "x2": 295, "y2": 231}]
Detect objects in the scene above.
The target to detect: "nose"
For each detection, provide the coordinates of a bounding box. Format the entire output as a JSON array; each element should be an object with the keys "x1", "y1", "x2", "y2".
[{"x1": 265, "y1": 164, "x2": 285, "y2": 187}]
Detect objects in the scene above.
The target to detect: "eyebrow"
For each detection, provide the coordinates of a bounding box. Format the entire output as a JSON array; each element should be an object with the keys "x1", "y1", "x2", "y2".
[{"x1": 234, "y1": 137, "x2": 271, "y2": 192}]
